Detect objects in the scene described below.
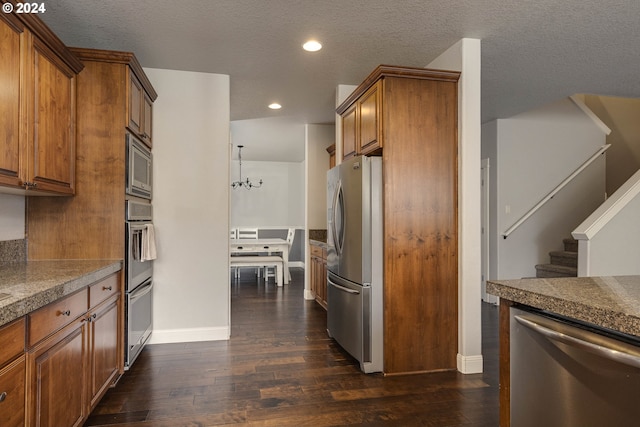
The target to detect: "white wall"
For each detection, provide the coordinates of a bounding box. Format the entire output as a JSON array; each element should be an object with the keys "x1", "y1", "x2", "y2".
[
  {"x1": 428, "y1": 38, "x2": 483, "y2": 374},
  {"x1": 304, "y1": 123, "x2": 334, "y2": 299},
  {"x1": 230, "y1": 160, "x2": 304, "y2": 228},
  {"x1": 144, "y1": 68, "x2": 231, "y2": 344},
  {"x1": 0, "y1": 194, "x2": 24, "y2": 240},
  {"x1": 306, "y1": 124, "x2": 333, "y2": 230},
  {"x1": 588, "y1": 193, "x2": 640, "y2": 275},
  {"x1": 484, "y1": 98, "x2": 607, "y2": 280}
]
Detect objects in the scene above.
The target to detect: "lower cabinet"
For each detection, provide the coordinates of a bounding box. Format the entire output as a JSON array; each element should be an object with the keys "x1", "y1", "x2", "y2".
[
  {"x1": 27, "y1": 317, "x2": 88, "y2": 427},
  {"x1": 310, "y1": 244, "x2": 327, "y2": 309},
  {"x1": 0, "y1": 355, "x2": 26, "y2": 427},
  {"x1": 22, "y1": 272, "x2": 122, "y2": 427},
  {"x1": 88, "y1": 296, "x2": 119, "y2": 409}
]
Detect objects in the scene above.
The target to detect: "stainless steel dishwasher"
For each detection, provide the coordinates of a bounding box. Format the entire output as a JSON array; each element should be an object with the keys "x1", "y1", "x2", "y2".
[{"x1": 510, "y1": 306, "x2": 640, "y2": 427}]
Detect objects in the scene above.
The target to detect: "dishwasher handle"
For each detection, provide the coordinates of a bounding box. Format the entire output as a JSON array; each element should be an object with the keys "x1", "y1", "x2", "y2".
[
  {"x1": 514, "y1": 314, "x2": 640, "y2": 370},
  {"x1": 327, "y1": 277, "x2": 360, "y2": 295}
]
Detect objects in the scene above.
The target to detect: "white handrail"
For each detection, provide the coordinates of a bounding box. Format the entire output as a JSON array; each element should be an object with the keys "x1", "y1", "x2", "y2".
[{"x1": 502, "y1": 144, "x2": 611, "y2": 239}]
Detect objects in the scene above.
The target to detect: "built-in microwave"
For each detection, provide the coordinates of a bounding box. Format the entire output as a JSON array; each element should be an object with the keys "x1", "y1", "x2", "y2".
[{"x1": 126, "y1": 132, "x2": 152, "y2": 199}]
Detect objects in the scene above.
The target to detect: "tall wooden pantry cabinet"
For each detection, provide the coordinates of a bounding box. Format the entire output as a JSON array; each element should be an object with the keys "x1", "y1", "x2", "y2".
[{"x1": 337, "y1": 65, "x2": 460, "y2": 375}]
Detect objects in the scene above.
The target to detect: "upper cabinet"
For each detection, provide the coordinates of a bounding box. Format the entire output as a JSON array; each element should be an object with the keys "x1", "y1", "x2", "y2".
[
  {"x1": 0, "y1": 9, "x2": 83, "y2": 195},
  {"x1": 338, "y1": 81, "x2": 382, "y2": 160},
  {"x1": 127, "y1": 66, "x2": 155, "y2": 148}
]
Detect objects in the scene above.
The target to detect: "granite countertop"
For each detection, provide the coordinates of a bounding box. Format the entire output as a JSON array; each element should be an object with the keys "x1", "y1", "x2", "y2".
[
  {"x1": 487, "y1": 275, "x2": 640, "y2": 336},
  {"x1": 0, "y1": 259, "x2": 122, "y2": 327}
]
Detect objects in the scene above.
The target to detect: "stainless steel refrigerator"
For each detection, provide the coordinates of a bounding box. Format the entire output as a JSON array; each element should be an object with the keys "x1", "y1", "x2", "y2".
[{"x1": 326, "y1": 155, "x2": 383, "y2": 373}]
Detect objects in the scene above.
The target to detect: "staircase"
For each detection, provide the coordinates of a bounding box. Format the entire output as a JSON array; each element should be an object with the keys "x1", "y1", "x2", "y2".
[{"x1": 535, "y1": 238, "x2": 578, "y2": 278}]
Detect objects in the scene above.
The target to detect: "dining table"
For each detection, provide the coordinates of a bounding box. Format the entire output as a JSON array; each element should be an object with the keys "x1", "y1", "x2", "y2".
[{"x1": 230, "y1": 238, "x2": 290, "y2": 285}]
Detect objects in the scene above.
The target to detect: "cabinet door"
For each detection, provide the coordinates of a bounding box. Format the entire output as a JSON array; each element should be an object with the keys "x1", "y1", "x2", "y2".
[
  {"x1": 141, "y1": 92, "x2": 153, "y2": 147},
  {"x1": 0, "y1": 356, "x2": 26, "y2": 427},
  {"x1": 128, "y1": 72, "x2": 143, "y2": 137},
  {"x1": 88, "y1": 297, "x2": 119, "y2": 409},
  {"x1": 28, "y1": 318, "x2": 88, "y2": 427},
  {"x1": 342, "y1": 104, "x2": 358, "y2": 160},
  {"x1": 28, "y1": 37, "x2": 76, "y2": 194},
  {"x1": 359, "y1": 82, "x2": 381, "y2": 155},
  {"x1": 0, "y1": 15, "x2": 24, "y2": 188}
]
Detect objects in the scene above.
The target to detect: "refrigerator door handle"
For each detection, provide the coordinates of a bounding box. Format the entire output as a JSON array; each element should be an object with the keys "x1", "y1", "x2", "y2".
[
  {"x1": 331, "y1": 181, "x2": 345, "y2": 256},
  {"x1": 328, "y1": 277, "x2": 360, "y2": 295}
]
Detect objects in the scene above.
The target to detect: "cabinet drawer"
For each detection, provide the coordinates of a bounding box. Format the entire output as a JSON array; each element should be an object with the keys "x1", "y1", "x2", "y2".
[
  {"x1": 310, "y1": 244, "x2": 324, "y2": 258},
  {"x1": 0, "y1": 355, "x2": 26, "y2": 427},
  {"x1": 0, "y1": 317, "x2": 25, "y2": 367},
  {"x1": 28, "y1": 288, "x2": 88, "y2": 347},
  {"x1": 89, "y1": 273, "x2": 119, "y2": 309}
]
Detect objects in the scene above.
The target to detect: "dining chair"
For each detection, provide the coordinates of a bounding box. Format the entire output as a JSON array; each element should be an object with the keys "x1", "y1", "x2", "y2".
[
  {"x1": 235, "y1": 228, "x2": 260, "y2": 279},
  {"x1": 264, "y1": 228, "x2": 295, "y2": 283},
  {"x1": 237, "y1": 228, "x2": 258, "y2": 239}
]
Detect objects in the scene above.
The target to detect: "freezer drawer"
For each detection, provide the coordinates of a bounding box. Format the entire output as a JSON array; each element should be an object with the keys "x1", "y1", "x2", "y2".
[
  {"x1": 510, "y1": 306, "x2": 640, "y2": 427},
  {"x1": 327, "y1": 272, "x2": 370, "y2": 365}
]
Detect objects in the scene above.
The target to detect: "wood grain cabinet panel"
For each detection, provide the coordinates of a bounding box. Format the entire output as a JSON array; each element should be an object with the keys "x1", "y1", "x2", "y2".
[
  {"x1": 0, "y1": 10, "x2": 82, "y2": 195},
  {"x1": 358, "y1": 82, "x2": 381, "y2": 155},
  {"x1": 337, "y1": 65, "x2": 460, "y2": 375},
  {"x1": 0, "y1": 356, "x2": 26, "y2": 427},
  {"x1": 309, "y1": 244, "x2": 327, "y2": 309},
  {"x1": 28, "y1": 288, "x2": 88, "y2": 347},
  {"x1": 28, "y1": 37, "x2": 77, "y2": 194},
  {"x1": 127, "y1": 70, "x2": 153, "y2": 147},
  {"x1": 0, "y1": 318, "x2": 26, "y2": 367},
  {"x1": 88, "y1": 296, "x2": 119, "y2": 410},
  {"x1": 341, "y1": 104, "x2": 358, "y2": 160},
  {"x1": 27, "y1": 318, "x2": 88, "y2": 427},
  {"x1": 0, "y1": 14, "x2": 23, "y2": 189}
]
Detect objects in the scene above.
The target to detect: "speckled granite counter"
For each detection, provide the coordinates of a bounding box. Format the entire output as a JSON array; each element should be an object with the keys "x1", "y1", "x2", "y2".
[
  {"x1": 0, "y1": 260, "x2": 122, "y2": 327},
  {"x1": 487, "y1": 275, "x2": 640, "y2": 336}
]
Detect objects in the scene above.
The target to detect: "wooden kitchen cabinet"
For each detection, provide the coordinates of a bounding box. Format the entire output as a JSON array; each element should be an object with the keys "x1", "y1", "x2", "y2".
[
  {"x1": 340, "y1": 81, "x2": 381, "y2": 160},
  {"x1": 309, "y1": 243, "x2": 327, "y2": 309},
  {"x1": 337, "y1": 65, "x2": 460, "y2": 374},
  {"x1": 27, "y1": 315, "x2": 88, "y2": 427},
  {"x1": 87, "y1": 274, "x2": 121, "y2": 410},
  {"x1": 0, "y1": 317, "x2": 26, "y2": 427},
  {"x1": 27, "y1": 288, "x2": 90, "y2": 427},
  {"x1": 127, "y1": 70, "x2": 154, "y2": 147},
  {"x1": 0, "y1": 10, "x2": 83, "y2": 195},
  {"x1": 24, "y1": 273, "x2": 121, "y2": 427},
  {"x1": 326, "y1": 144, "x2": 336, "y2": 169},
  {"x1": 0, "y1": 13, "x2": 23, "y2": 190},
  {"x1": 0, "y1": 356, "x2": 26, "y2": 427}
]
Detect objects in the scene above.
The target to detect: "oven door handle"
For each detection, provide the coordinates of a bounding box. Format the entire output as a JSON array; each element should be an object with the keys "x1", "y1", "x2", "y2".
[{"x1": 130, "y1": 281, "x2": 153, "y2": 303}]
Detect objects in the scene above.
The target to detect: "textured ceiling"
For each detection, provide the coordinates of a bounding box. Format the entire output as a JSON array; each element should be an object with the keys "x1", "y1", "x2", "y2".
[{"x1": 40, "y1": 0, "x2": 640, "y2": 160}]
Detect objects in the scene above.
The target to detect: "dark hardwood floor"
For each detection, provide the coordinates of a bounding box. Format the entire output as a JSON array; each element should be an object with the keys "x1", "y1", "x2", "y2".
[{"x1": 85, "y1": 269, "x2": 499, "y2": 426}]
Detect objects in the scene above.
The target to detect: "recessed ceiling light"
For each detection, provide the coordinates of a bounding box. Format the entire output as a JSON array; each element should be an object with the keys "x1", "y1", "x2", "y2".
[
  {"x1": 268, "y1": 103, "x2": 282, "y2": 110},
  {"x1": 303, "y1": 40, "x2": 322, "y2": 52}
]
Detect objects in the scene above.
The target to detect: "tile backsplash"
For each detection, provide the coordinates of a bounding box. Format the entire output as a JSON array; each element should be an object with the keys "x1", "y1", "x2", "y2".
[{"x1": 0, "y1": 239, "x2": 26, "y2": 262}]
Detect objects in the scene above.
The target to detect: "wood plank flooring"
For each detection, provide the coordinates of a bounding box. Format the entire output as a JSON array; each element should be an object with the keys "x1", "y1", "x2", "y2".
[{"x1": 84, "y1": 269, "x2": 499, "y2": 426}]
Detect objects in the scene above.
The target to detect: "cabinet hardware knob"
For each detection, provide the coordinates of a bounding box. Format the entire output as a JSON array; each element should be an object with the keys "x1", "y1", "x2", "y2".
[
  {"x1": 0, "y1": 391, "x2": 6, "y2": 402},
  {"x1": 103, "y1": 286, "x2": 113, "y2": 291},
  {"x1": 59, "y1": 310, "x2": 71, "y2": 316}
]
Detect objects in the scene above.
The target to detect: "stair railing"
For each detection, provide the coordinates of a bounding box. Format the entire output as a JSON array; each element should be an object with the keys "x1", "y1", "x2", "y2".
[{"x1": 502, "y1": 144, "x2": 611, "y2": 239}]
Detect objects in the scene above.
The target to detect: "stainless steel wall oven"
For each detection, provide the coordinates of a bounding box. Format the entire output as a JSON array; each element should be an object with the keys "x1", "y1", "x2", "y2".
[{"x1": 125, "y1": 199, "x2": 154, "y2": 369}]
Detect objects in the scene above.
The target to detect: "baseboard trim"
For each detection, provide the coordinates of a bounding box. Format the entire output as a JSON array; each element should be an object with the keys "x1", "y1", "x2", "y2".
[
  {"x1": 304, "y1": 289, "x2": 315, "y2": 300},
  {"x1": 148, "y1": 326, "x2": 229, "y2": 344},
  {"x1": 457, "y1": 353, "x2": 483, "y2": 374}
]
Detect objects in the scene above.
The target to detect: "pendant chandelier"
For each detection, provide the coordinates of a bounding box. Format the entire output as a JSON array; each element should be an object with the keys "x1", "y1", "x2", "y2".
[{"x1": 231, "y1": 145, "x2": 263, "y2": 189}]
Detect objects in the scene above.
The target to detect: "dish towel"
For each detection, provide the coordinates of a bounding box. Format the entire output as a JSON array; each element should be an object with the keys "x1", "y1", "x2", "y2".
[{"x1": 141, "y1": 224, "x2": 157, "y2": 261}]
